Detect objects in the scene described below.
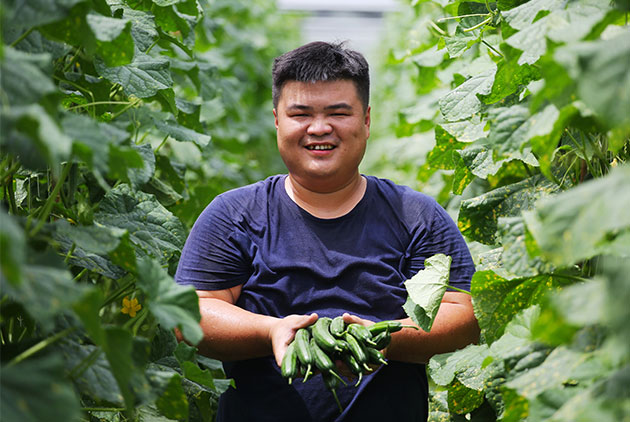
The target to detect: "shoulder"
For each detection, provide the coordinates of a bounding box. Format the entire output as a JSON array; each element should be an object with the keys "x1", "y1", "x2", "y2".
[
  {"x1": 194, "y1": 175, "x2": 283, "y2": 228},
  {"x1": 210, "y1": 175, "x2": 283, "y2": 211},
  {"x1": 365, "y1": 175, "x2": 440, "y2": 218}
]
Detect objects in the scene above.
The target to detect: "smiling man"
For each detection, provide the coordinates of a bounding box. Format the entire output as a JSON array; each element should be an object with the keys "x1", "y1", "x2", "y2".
[{"x1": 175, "y1": 42, "x2": 478, "y2": 422}]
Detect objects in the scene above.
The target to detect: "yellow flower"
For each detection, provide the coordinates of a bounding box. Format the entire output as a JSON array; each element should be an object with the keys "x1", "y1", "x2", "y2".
[{"x1": 121, "y1": 296, "x2": 142, "y2": 318}]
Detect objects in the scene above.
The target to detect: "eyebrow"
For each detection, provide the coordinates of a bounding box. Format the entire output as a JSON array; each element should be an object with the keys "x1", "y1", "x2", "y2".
[{"x1": 286, "y1": 103, "x2": 353, "y2": 111}]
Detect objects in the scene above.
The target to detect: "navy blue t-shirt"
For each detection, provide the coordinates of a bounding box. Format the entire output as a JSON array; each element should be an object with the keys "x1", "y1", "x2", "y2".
[{"x1": 175, "y1": 174, "x2": 475, "y2": 422}]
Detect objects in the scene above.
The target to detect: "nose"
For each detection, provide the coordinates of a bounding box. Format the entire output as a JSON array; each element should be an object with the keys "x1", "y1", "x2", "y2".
[{"x1": 307, "y1": 116, "x2": 333, "y2": 136}]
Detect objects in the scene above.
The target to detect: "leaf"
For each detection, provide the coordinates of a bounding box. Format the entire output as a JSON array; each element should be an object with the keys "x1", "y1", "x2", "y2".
[
  {"x1": 497, "y1": 216, "x2": 555, "y2": 278},
  {"x1": 505, "y1": 1, "x2": 609, "y2": 65},
  {"x1": 444, "y1": 26, "x2": 480, "y2": 58},
  {"x1": 554, "y1": 28, "x2": 630, "y2": 130},
  {"x1": 506, "y1": 346, "x2": 587, "y2": 398},
  {"x1": 153, "y1": 117, "x2": 211, "y2": 147},
  {"x1": 94, "y1": 51, "x2": 173, "y2": 98},
  {"x1": 155, "y1": 373, "x2": 189, "y2": 420},
  {"x1": 1, "y1": 262, "x2": 85, "y2": 332},
  {"x1": 1, "y1": 0, "x2": 85, "y2": 30},
  {"x1": 116, "y1": 5, "x2": 159, "y2": 52},
  {"x1": 471, "y1": 270, "x2": 568, "y2": 343},
  {"x1": 100, "y1": 327, "x2": 152, "y2": 410},
  {"x1": 429, "y1": 344, "x2": 490, "y2": 387},
  {"x1": 135, "y1": 257, "x2": 203, "y2": 344},
  {"x1": 83, "y1": 13, "x2": 134, "y2": 67},
  {"x1": 63, "y1": 113, "x2": 135, "y2": 178},
  {"x1": 58, "y1": 340, "x2": 124, "y2": 405},
  {"x1": 403, "y1": 254, "x2": 452, "y2": 332},
  {"x1": 0, "y1": 47, "x2": 56, "y2": 106},
  {"x1": 94, "y1": 184, "x2": 187, "y2": 265},
  {"x1": 0, "y1": 354, "x2": 81, "y2": 422},
  {"x1": 478, "y1": 45, "x2": 540, "y2": 104},
  {"x1": 447, "y1": 379, "x2": 485, "y2": 414},
  {"x1": 522, "y1": 165, "x2": 630, "y2": 266},
  {"x1": 439, "y1": 66, "x2": 496, "y2": 122},
  {"x1": 127, "y1": 143, "x2": 156, "y2": 187},
  {"x1": 0, "y1": 210, "x2": 26, "y2": 285},
  {"x1": 485, "y1": 104, "x2": 556, "y2": 162},
  {"x1": 3, "y1": 105, "x2": 72, "y2": 169},
  {"x1": 426, "y1": 125, "x2": 468, "y2": 170},
  {"x1": 458, "y1": 175, "x2": 559, "y2": 245}
]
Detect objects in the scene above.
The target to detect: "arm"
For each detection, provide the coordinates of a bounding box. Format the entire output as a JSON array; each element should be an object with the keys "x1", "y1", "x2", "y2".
[
  {"x1": 192, "y1": 286, "x2": 317, "y2": 366},
  {"x1": 344, "y1": 291, "x2": 479, "y2": 364}
]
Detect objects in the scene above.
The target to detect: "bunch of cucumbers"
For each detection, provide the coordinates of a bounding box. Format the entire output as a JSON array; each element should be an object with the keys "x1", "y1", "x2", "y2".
[{"x1": 280, "y1": 316, "x2": 418, "y2": 412}]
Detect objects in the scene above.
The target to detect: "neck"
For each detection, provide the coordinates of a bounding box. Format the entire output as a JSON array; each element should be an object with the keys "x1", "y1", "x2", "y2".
[{"x1": 285, "y1": 173, "x2": 367, "y2": 219}]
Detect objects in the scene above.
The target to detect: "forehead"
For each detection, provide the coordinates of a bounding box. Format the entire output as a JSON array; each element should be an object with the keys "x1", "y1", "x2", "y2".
[{"x1": 277, "y1": 80, "x2": 361, "y2": 108}]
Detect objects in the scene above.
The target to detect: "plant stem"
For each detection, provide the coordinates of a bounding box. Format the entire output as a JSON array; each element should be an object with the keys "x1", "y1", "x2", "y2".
[
  {"x1": 437, "y1": 13, "x2": 490, "y2": 22},
  {"x1": 481, "y1": 39, "x2": 503, "y2": 58},
  {"x1": 155, "y1": 135, "x2": 169, "y2": 152},
  {"x1": 449, "y1": 285, "x2": 472, "y2": 295},
  {"x1": 29, "y1": 161, "x2": 74, "y2": 237},
  {"x1": 428, "y1": 20, "x2": 447, "y2": 36},
  {"x1": 7, "y1": 326, "x2": 76, "y2": 367},
  {"x1": 9, "y1": 28, "x2": 34, "y2": 47},
  {"x1": 81, "y1": 407, "x2": 126, "y2": 412},
  {"x1": 66, "y1": 101, "x2": 135, "y2": 111},
  {"x1": 69, "y1": 348, "x2": 103, "y2": 379},
  {"x1": 463, "y1": 15, "x2": 493, "y2": 32}
]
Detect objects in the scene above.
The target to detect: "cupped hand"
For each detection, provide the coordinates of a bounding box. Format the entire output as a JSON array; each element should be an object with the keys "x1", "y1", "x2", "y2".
[{"x1": 270, "y1": 313, "x2": 318, "y2": 367}]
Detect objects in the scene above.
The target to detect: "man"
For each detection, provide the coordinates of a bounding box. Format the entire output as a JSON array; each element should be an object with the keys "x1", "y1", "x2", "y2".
[{"x1": 175, "y1": 41, "x2": 478, "y2": 421}]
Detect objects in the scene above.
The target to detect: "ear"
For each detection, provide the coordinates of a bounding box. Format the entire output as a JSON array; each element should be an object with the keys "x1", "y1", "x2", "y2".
[
  {"x1": 364, "y1": 106, "x2": 371, "y2": 138},
  {"x1": 273, "y1": 108, "x2": 278, "y2": 129}
]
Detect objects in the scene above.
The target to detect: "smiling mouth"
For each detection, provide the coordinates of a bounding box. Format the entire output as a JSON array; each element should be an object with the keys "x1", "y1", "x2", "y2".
[{"x1": 306, "y1": 144, "x2": 335, "y2": 150}]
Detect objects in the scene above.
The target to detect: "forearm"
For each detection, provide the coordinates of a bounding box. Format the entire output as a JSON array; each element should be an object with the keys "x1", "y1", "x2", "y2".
[
  {"x1": 385, "y1": 293, "x2": 479, "y2": 364},
  {"x1": 196, "y1": 297, "x2": 278, "y2": 361}
]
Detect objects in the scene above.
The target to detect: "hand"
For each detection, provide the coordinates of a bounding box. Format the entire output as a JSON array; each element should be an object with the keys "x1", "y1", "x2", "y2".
[
  {"x1": 341, "y1": 312, "x2": 374, "y2": 328},
  {"x1": 270, "y1": 313, "x2": 318, "y2": 367}
]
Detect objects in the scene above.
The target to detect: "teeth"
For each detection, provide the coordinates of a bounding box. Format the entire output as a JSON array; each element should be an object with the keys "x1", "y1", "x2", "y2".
[{"x1": 307, "y1": 145, "x2": 334, "y2": 150}]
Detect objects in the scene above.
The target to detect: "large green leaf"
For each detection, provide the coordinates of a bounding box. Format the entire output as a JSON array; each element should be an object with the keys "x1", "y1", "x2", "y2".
[
  {"x1": 101, "y1": 327, "x2": 152, "y2": 410},
  {"x1": 523, "y1": 165, "x2": 630, "y2": 266},
  {"x1": 459, "y1": 175, "x2": 558, "y2": 245},
  {"x1": 0, "y1": 210, "x2": 26, "y2": 286},
  {"x1": 485, "y1": 104, "x2": 557, "y2": 162},
  {"x1": 135, "y1": 257, "x2": 203, "y2": 344},
  {"x1": 62, "y1": 113, "x2": 137, "y2": 179},
  {"x1": 497, "y1": 216, "x2": 555, "y2": 278},
  {"x1": 471, "y1": 270, "x2": 569, "y2": 343},
  {"x1": 403, "y1": 254, "x2": 452, "y2": 332},
  {"x1": 478, "y1": 45, "x2": 540, "y2": 105},
  {"x1": 0, "y1": 47, "x2": 56, "y2": 106},
  {"x1": 58, "y1": 340, "x2": 124, "y2": 405},
  {"x1": 553, "y1": 28, "x2": 630, "y2": 130},
  {"x1": 506, "y1": 346, "x2": 589, "y2": 398},
  {"x1": 94, "y1": 51, "x2": 173, "y2": 98},
  {"x1": 1, "y1": 0, "x2": 85, "y2": 30},
  {"x1": 53, "y1": 220, "x2": 133, "y2": 278},
  {"x1": 94, "y1": 184, "x2": 187, "y2": 264},
  {"x1": 439, "y1": 66, "x2": 496, "y2": 122},
  {"x1": 3, "y1": 105, "x2": 72, "y2": 169},
  {"x1": 503, "y1": 0, "x2": 608, "y2": 65},
  {"x1": 0, "y1": 355, "x2": 81, "y2": 422},
  {"x1": 153, "y1": 117, "x2": 211, "y2": 148},
  {"x1": 1, "y1": 262, "x2": 85, "y2": 332},
  {"x1": 86, "y1": 13, "x2": 134, "y2": 66}
]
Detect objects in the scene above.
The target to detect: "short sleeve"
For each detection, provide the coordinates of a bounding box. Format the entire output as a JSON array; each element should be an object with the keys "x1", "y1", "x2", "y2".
[
  {"x1": 406, "y1": 201, "x2": 475, "y2": 291},
  {"x1": 174, "y1": 195, "x2": 252, "y2": 290}
]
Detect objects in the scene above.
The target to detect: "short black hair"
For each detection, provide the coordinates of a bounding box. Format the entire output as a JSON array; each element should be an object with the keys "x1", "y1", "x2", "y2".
[{"x1": 272, "y1": 41, "x2": 370, "y2": 111}]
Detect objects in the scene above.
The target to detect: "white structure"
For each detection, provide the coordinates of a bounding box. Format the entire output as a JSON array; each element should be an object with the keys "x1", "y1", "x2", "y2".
[{"x1": 277, "y1": 0, "x2": 401, "y2": 64}]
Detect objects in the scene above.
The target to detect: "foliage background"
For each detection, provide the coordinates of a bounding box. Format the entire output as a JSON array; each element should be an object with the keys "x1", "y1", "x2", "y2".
[{"x1": 1, "y1": 0, "x2": 629, "y2": 421}]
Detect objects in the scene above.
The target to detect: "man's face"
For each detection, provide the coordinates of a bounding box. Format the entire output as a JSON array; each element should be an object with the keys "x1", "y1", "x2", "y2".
[{"x1": 273, "y1": 79, "x2": 370, "y2": 193}]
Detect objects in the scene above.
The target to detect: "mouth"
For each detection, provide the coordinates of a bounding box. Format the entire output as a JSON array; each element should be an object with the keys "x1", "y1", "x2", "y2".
[{"x1": 305, "y1": 144, "x2": 335, "y2": 151}]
